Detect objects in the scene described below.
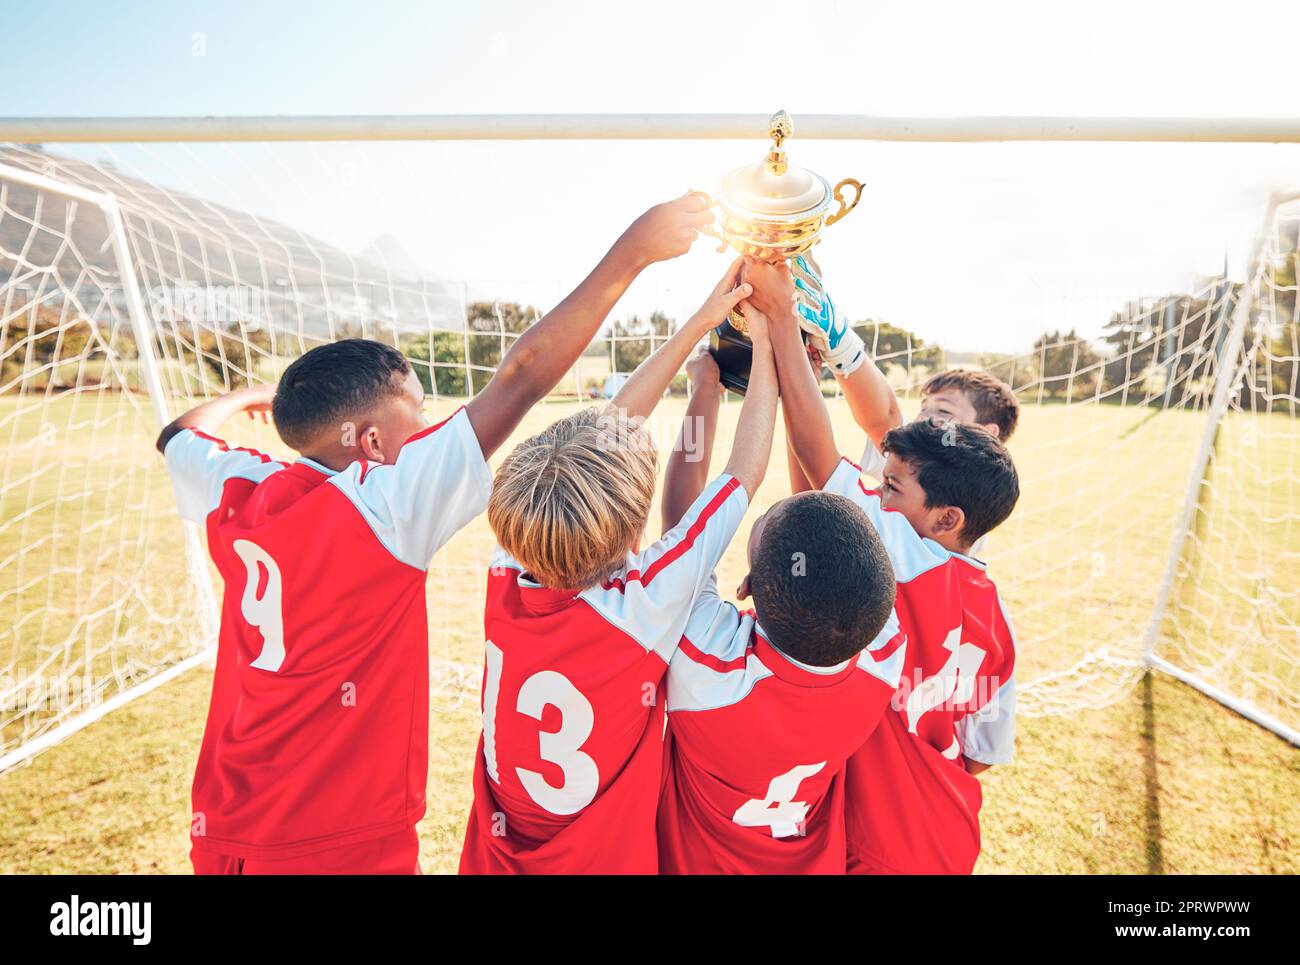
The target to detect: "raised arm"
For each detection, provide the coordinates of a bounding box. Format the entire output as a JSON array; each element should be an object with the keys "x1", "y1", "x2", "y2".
[
  {"x1": 465, "y1": 193, "x2": 715, "y2": 459},
  {"x1": 836, "y1": 348, "x2": 903, "y2": 447},
  {"x1": 721, "y1": 302, "x2": 778, "y2": 499},
  {"x1": 745, "y1": 260, "x2": 841, "y2": 489},
  {"x1": 611, "y1": 258, "x2": 749, "y2": 422},
  {"x1": 784, "y1": 341, "x2": 825, "y2": 494},
  {"x1": 790, "y1": 254, "x2": 901, "y2": 447},
  {"x1": 155, "y1": 383, "x2": 276, "y2": 454},
  {"x1": 662, "y1": 347, "x2": 724, "y2": 534}
]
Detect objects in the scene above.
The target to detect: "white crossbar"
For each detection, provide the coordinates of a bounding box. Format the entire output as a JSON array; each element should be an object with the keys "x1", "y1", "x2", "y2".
[{"x1": 4, "y1": 114, "x2": 1300, "y2": 143}]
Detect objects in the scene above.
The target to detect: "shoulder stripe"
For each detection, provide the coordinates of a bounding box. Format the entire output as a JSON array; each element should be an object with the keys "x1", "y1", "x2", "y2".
[
  {"x1": 404, "y1": 405, "x2": 464, "y2": 447},
  {"x1": 601, "y1": 476, "x2": 742, "y2": 593},
  {"x1": 678, "y1": 634, "x2": 748, "y2": 675},
  {"x1": 353, "y1": 405, "x2": 464, "y2": 486},
  {"x1": 188, "y1": 428, "x2": 284, "y2": 466}
]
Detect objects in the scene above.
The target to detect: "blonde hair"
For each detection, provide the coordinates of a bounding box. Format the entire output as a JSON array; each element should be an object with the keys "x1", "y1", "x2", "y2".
[{"x1": 488, "y1": 407, "x2": 658, "y2": 590}]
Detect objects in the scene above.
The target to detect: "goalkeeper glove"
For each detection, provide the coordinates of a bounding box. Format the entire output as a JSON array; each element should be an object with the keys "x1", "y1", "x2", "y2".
[{"x1": 791, "y1": 254, "x2": 865, "y2": 376}]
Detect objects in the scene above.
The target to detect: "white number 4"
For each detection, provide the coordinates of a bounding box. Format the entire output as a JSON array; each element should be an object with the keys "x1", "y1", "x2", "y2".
[{"x1": 732, "y1": 761, "x2": 827, "y2": 838}]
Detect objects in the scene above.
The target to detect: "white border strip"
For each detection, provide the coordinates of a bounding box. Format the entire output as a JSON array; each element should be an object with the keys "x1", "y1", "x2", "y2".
[
  {"x1": 0, "y1": 645, "x2": 215, "y2": 774},
  {"x1": 5, "y1": 114, "x2": 1300, "y2": 143}
]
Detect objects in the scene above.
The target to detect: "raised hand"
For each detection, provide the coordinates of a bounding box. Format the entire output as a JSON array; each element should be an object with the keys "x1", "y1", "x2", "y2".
[
  {"x1": 788, "y1": 255, "x2": 865, "y2": 376},
  {"x1": 686, "y1": 256, "x2": 752, "y2": 335},
  {"x1": 239, "y1": 382, "x2": 278, "y2": 423},
  {"x1": 685, "y1": 344, "x2": 722, "y2": 392},
  {"x1": 616, "y1": 192, "x2": 717, "y2": 267},
  {"x1": 739, "y1": 258, "x2": 798, "y2": 322},
  {"x1": 738, "y1": 298, "x2": 771, "y2": 348}
]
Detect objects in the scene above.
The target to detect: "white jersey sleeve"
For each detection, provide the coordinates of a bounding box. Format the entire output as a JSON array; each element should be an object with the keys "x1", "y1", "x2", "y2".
[
  {"x1": 328, "y1": 405, "x2": 492, "y2": 570},
  {"x1": 958, "y1": 673, "x2": 1016, "y2": 765},
  {"x1": 580, "y1": 473, "x2": 750, "y2": 662},
  {"x1": 823, "y1": 457, "x2": 950, "y2": 583},
  {"x1": 666, "y1": 577, "x2": 769, "y2": 713},
  {"x1": 163, "y1": 428, "x2": 285, "y2": 524},
  {"x1": 859, "y1": 439, "x2": 887, "y2": 482}
]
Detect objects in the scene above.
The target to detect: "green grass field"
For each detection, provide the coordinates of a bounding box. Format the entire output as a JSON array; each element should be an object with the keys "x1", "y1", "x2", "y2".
[{"x1": 1, "y1": 392, "x2": 1297, "y2": 873}]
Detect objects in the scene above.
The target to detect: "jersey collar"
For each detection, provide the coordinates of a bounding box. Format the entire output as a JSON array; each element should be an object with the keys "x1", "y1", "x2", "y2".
[
  {"x1": 751, "y1": 627, "x2": 857, "y2": 687},
  {"x1": 948, "y1": 548, "x2": 988, "y2": 571},
  {"x1": 515, "y1": 573, "x2": 582, "y2": 615},
  {"x1": 295, "y1": 455, "x2": 340, "y2": 477}
]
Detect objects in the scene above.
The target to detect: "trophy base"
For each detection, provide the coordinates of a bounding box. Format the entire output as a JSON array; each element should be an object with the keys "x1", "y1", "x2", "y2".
[
  {"x1": 709, "y1": 315, "x2": 754, "y2": 395},
  {"x1": 708, "y1": 311, "x2": 806, "y2": 396}
]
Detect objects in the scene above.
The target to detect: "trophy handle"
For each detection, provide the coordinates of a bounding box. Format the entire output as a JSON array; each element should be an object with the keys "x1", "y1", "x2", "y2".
[
  {"x1": 689, "y1": 189, "x2": 729, "y2": 253},
  {"x1": 823, "y1": 178, "x2": 864, "y2": 228}
]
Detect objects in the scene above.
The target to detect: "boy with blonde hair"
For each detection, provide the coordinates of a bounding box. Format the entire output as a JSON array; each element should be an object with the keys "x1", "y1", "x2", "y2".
[{"x1": 459, "y1": 260, "x2": 777, "y2": 874}]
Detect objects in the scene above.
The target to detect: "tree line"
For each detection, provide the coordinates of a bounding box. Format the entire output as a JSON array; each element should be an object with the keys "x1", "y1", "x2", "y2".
[{"x1": 4, "y1": 287, "x2": 1295, "y2": 416}]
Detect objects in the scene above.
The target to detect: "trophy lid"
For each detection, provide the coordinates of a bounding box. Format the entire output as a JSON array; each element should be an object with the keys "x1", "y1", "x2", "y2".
[{"x1": 716, "y1": 110, "x2": 830, "y2": 219}]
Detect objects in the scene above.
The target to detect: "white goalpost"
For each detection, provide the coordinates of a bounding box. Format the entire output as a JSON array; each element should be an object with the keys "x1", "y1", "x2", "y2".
[
  {"x1": 1140, "y1": 191, "x2": 1300, "y2": 746},
  {"x1": 1, "y1": 117, "x2": 1298, "y2": 774},
  {"x1": 0, "y1": 159, "x2": 220, "y2": 772}
]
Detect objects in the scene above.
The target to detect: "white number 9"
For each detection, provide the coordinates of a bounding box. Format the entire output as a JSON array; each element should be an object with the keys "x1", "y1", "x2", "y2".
[{"x1": 232, "y1": 538, "x2": 285, "y2": 672}]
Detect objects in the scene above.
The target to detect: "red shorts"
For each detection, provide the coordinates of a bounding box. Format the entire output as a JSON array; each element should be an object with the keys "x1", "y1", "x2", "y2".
[{"x1": 191, "y1": 826, "x2": 421, "y2": 875}]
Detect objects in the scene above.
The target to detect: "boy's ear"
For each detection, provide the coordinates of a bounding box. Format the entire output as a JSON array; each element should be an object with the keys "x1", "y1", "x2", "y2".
[
  {"x1": 736, "y1": 573, "x2": 752, "y2": 600},
  {"x1": 358, "y1": 425, "x2": 386, "y2": 463},
  {"x1": 931, "y1": 505, "x2": 966, "y2": 540},
  {"x1": 980, "y1": 422, "x2": 1001, "y2": 439}
]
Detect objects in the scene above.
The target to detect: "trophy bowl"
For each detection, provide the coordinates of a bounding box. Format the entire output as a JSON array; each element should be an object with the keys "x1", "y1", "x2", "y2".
[{"x1": 695, "y1": 110, "x2": 863, "y2": 392}]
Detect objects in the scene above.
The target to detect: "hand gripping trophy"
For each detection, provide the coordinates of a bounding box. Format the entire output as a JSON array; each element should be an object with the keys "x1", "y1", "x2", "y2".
[{"x1": 692, "y1": 110, "x2": 864, "y2": 393}]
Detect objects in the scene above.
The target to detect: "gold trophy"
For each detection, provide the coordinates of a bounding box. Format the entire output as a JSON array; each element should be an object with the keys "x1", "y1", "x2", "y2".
[{"x1": 693, "y1": 110, "x2": 863, "y2": 393}]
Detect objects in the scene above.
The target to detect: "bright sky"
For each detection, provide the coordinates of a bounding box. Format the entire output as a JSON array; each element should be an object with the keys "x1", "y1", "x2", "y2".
[{"x1": 6, "y1": 0, "x2": 1300, "y2": 352}]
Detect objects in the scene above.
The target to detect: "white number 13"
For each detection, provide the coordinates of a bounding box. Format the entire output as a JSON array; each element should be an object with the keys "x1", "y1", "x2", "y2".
[{"x1": 482, "y1": 640, "x2": 599, "y2": 816}]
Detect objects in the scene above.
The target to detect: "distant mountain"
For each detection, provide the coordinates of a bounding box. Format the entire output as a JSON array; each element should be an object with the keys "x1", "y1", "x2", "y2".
[
  {"x1": 0, "y1": 145, "x2": 463, "y2": 334},
  {"x1": 359, "y1": 233, "x2": 425, "y2": 279}
]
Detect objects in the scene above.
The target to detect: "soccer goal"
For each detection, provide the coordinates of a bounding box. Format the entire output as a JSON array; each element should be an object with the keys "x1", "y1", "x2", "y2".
[{"x1": 1, "y1": 119, "x2": 1298, "y2": 772}]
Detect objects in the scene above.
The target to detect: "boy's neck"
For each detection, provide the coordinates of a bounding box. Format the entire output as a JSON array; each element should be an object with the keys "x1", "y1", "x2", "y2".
[
  {"x1": 933, "y1": 532, "x2": 973, "y2": 556},
  {"x1": 297, "y1": 446, "x2": 358, "y2": 473}
]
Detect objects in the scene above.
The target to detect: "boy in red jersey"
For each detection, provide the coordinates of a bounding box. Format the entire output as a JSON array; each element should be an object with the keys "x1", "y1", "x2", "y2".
[
  {"x1": 786, "y1": 254, "x2": 1019, "y2": 467},
  {"x1": 459, "y1": 261, "x2": 776, "y2": 874},
  {"x1": 157, "y1": 194, "x2": 715, "y2": 874},
  {"x1": 747, "y1": 258, "x2": 1021, "y2": 875},
  {"x1": 654, "y1": 333, "x2": 904, "y2": 875},
  {"x1": 779, "y1": 254, "x2": 1019, "y2": 558}
]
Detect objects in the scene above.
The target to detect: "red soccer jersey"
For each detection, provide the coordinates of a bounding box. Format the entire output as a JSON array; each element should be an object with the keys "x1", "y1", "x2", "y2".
[
  {"x1": 823, "y1": 458, "x2": 1017, "y2": 875},
  {"x1": 657, "y1": 583, "x2": 905, "y2": 875},
  {"x1": 164, "y1": 407, "x2": 491, "y2": 860},
  {"x1": 458, "y1": 474, "x2": 749, "y2": 875}
]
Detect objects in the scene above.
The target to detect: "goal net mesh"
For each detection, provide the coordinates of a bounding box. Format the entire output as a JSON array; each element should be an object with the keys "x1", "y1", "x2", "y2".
[
  {"x1": 1150, "y1": 197, "x2": 1299, "y2": 731},
  {"x1": 1, "y1": 141, "x2": 1296, "y2": 764}
]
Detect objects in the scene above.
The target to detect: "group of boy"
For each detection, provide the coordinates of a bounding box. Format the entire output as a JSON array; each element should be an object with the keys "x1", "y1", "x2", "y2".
[{"x1": 159, "y1": 193, "x2": 1021, "y2": 874}]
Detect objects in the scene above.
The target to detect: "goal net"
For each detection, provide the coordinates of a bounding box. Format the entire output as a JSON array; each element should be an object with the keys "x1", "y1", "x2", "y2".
[{"x1": 1, "y1": 139, "x2": 1297, "y2": 767}]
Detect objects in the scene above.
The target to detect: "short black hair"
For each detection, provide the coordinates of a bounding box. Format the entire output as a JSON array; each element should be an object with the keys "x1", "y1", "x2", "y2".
[
  {"x1": 882, "y1": 418, "x2": 1020, "y2": 545},
  {"x1": 749, "y1": 491, "x2": 896, "y2": 667},
  {"x1": 272, "y1": 339, "x2": 412, "y2": 450}
]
